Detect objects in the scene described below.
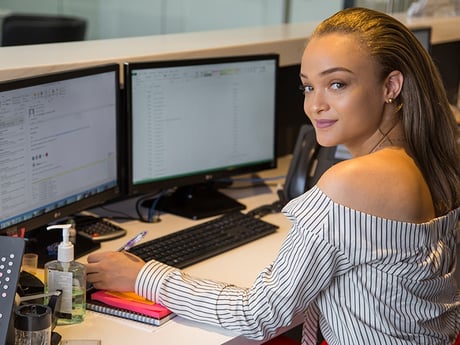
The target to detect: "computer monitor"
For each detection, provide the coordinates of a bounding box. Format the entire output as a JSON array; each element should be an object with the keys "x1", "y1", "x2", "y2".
[
  {"x1": 0, "y1": 64, "x2": 121, "y2": 259},
  {"x1": 411, "y1": 26, "x2": 432, "y2": 52},
  {"x1": 124, "y1": 54, "x2": 278, "y2": 220}
]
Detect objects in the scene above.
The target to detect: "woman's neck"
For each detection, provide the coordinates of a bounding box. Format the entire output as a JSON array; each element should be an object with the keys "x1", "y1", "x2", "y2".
[{"x1": 368, "y1": 121, "x2": 406, "y2": 154}]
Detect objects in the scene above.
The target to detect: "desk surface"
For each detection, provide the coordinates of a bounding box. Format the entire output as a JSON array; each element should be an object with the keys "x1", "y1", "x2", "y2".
[{"x1": 54, "y1": 156, "x2": 293, "y2": 345}]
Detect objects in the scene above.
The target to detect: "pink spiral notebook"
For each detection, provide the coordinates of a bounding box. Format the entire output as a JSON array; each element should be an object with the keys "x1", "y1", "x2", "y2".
[{"x1": 88, "y1": 290, "x2": 174, "y2": 326}]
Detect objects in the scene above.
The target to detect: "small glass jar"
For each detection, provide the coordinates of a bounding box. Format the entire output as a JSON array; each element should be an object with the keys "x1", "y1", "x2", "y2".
[{"x1": 14, "y1": 304, "x2": 51, "y2": 345}]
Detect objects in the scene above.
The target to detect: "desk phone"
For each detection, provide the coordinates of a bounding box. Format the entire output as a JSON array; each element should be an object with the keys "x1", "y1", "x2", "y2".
[{"x1": 0, "y1": 236, "x2": 25, "y2": 345}]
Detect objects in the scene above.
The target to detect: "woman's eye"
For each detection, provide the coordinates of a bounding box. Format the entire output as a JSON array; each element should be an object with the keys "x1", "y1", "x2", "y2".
[
  {"x1": 299, "y1": 84, "x2": 313, "y2": 93},
  {"x1": 331, "y1": 82, "x2": 345, "y2": 90}
]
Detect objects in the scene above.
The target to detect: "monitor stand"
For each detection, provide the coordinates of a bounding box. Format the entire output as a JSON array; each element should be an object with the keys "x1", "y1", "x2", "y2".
[{"x1": 142, "y1": 183, "x2": 246, "y2": 220}]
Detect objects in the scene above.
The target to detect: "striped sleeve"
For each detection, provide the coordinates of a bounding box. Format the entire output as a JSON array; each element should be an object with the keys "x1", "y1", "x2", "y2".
[{"x1": 134, "y1": 187, "x2": 353, "y2": 340}]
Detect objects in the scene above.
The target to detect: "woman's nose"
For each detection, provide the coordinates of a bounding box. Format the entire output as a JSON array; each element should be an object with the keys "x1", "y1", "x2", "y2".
[{"x1": 304, "y1": 91, "x2": 328, "y2": 115}]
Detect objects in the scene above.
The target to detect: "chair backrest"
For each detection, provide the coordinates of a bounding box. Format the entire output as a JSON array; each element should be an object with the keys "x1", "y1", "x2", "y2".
[{"x1": 1, "y1": 13, "x2": 87, "y2": 46}]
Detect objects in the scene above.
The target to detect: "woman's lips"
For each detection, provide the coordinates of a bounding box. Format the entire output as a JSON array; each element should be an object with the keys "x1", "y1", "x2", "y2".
[{"x1": 315, "y1": 119, "x2": 337, "y2": 129}]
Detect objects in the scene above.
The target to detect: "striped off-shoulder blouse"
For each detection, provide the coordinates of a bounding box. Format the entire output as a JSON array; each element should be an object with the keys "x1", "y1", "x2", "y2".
[{"x1": 135, "y1": 186, "x2": 460, "y2": 344}]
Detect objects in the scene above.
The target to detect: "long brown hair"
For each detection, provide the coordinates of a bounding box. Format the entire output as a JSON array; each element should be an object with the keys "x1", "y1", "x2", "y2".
[{"x1": 311, "y1": 7, "x2": 460, "y2": 216}]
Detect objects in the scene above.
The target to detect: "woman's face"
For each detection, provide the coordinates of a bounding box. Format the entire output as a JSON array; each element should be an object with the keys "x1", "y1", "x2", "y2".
[{"x1": 300, "y1": 33, "x2": 388, "y2": 155}]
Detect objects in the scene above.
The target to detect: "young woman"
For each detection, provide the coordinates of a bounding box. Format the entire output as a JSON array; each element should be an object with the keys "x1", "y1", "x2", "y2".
[{"x1": 86, "y1": 8, "x2": 460, "y2": 344}]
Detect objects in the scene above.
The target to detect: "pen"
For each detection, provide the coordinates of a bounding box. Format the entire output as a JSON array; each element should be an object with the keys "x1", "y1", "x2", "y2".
[
  {"x1": 20, "y1": 290, "x2": 61, "y2": 303},
  {"x1": 118, "y1": 231, "x2": 147, "y2": 251}
]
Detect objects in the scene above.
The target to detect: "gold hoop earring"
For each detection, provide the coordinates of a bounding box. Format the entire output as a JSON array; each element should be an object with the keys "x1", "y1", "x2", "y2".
[{"x1": 386, "y1": 98, "x2": 394, "y2": 104}]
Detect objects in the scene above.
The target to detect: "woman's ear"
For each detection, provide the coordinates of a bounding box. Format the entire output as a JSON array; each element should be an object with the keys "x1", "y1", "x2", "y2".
[{"x1": 384, "y1": 70, "x2": 403, "y2": 100}]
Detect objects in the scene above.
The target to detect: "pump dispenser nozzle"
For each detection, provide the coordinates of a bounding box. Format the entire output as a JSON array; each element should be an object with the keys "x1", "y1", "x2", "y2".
[{"x1": 47, "y1": 224, "x2": 74, "y2": 263}]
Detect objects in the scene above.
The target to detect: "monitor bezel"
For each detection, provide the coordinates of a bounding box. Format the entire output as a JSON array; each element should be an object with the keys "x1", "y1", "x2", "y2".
[
  {"x1": 0, "y1": 63, "x2": 122, "y2": 236},
  {"x1": 123, "y1": 54, "x2": 279, "y2": 197},
  {"x1": 411, "y1": 26, "x2": 432, "y2": 53}
]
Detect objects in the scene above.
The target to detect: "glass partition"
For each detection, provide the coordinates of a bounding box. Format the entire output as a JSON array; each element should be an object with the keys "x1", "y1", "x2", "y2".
[{"x1": 0, "y1": 0, "x2": 345, "y2": 41}]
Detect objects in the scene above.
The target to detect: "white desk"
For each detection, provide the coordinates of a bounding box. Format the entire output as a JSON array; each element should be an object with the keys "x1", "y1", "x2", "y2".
[{"x1": 54, "y1": 156, "x2": 294, "y2": 345}]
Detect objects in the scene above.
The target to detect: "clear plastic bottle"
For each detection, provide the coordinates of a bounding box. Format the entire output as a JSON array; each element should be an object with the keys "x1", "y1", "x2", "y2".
[{"x1": 44, "y1": 224, "x2": 86, "y2": 325}]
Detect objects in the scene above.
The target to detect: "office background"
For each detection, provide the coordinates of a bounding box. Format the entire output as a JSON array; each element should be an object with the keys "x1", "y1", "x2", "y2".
[{"x1": 0, "y1": 0, "x2": 415, "y2": 41}]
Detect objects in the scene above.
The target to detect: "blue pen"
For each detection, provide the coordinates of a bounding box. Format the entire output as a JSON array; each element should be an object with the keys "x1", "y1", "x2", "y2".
[{"x1": 118, "y1": 231, "x2": 147, "y2": 251}]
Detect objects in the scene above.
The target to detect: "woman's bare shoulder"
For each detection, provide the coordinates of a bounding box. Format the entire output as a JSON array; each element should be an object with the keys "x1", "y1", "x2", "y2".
[{"x1": 316, "y1": 148, "x2": 434, "y2": 222}]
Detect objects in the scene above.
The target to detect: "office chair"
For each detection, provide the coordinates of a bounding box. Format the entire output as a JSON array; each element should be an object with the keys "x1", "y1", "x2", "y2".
[{"x1": 1, "y1": 13, "x2": 87, "y2": 46}]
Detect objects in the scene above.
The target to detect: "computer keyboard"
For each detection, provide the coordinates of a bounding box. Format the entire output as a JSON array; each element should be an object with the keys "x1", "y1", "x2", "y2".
[
  {"x1": 75, "y1": 215, "x2": 127, "y2": 242},
  {"x1": 128, "y1": 211, "x2": 278, "y2": 268}
]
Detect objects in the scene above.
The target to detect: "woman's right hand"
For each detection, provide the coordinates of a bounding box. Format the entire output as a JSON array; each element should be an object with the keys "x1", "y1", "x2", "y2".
[{"x1": 86, "y1": 251, "x2": 145, "y2": 291}]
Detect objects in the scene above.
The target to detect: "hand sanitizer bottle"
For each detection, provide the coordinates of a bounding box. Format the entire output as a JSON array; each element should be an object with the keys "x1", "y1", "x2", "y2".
[{"x1": 44, "y1": 224, "x2": 86, "y2": 325}]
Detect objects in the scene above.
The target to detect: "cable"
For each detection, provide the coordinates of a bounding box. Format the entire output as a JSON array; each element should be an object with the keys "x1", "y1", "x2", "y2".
[
  {"x1": 246, "y1": 199, "x2": 285, "y2": 219},
  {"x1": 97, "y1": 206, "x2": 137, "y2": 222},
  {"x1": 135, "y1": 192, "x2": 164, "y2": 223}
]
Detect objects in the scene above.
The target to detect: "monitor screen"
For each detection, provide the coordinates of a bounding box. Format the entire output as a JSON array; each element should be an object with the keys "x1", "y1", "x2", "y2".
[
  {"x1": 124, "y1": 54, "x2": 278, "y2": 219},
  {"x1": 411, "y1": 26, "x2": 431, "y2": 52},
  {"x1": 0, "y1": 64, "x2": 121, "y2": 239}
]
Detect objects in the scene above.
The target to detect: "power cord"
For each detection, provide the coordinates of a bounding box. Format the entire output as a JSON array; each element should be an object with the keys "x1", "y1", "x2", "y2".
[{"x1": 135, "y1": 190, "x2": 170, "y2": 223}]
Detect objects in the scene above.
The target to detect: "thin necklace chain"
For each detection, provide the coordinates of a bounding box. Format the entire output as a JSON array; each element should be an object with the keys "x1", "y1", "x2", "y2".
[{"x1": 369, "y1": 121, "x2": 405, "y2": 154}]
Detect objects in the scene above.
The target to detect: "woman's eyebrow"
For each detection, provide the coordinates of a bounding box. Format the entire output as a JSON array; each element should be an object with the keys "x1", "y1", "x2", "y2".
[{"x1": 300, "y1": 66, "x2": 353, "y2": 80}]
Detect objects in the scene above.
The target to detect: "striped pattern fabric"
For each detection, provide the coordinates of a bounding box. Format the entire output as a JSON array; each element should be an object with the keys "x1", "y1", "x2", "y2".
[{"x1": 136, "y1": 186, "x2": 460, "y2": 344}]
